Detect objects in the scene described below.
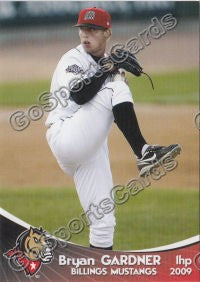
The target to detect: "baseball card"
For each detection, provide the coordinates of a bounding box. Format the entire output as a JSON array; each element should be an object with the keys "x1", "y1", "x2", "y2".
[{"x1": 0, "y1": 1, "x2": 199, "y2": 281}]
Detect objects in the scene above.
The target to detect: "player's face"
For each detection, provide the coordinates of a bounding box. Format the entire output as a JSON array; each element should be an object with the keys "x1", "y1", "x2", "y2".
[{"x1": 79, "y1": 27, "x2": 110, "y2": 57}]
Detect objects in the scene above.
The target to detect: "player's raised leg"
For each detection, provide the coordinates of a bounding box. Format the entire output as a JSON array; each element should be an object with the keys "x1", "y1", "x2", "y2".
[{"x1": 108, "y1": 72, "x2": 181, "y2": 177}]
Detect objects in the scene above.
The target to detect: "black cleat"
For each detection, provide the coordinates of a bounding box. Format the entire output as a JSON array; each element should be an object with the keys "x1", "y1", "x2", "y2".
[{"x1": 137, "y1": 144, "x2": 181, "y2": 177}]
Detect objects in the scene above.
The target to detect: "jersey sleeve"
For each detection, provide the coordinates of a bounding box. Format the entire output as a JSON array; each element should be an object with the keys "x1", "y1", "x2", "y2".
[{"x1": 53, "y1": 55, "x2": 85, "y2": 93}]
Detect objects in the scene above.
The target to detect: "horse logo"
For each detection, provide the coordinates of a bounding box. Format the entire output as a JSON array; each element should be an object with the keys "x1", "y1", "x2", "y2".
[{"x1": 3, "y1": 227, "x2": 56, "y2": 276}]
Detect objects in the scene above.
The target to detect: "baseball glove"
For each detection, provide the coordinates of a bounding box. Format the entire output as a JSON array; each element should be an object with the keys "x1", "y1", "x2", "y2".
[
  {"x1": 111, "y1": 49, "x2": 143, "y2": 76},
  {"x1": 99, "y1": 48, "x2": 154, "y2": 90}
]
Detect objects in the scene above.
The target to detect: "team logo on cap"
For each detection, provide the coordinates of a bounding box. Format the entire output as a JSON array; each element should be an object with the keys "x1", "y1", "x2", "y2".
[{"x1": 84, "y1": 11, "x2": 95, "y2": 20}]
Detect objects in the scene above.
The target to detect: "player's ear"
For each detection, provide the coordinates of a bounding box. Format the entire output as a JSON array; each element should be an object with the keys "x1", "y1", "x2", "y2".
[{"x1": 104, "y1": 28, "x2": 112, "y2": 39}]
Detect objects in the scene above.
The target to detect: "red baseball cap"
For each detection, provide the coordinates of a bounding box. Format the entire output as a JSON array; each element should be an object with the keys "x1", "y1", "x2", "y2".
[{"x1": 74, "y1": 7, "x2": 111, "y2": 30}]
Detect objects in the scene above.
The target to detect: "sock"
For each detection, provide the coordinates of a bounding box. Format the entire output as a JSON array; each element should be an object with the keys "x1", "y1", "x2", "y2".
[
  {"x1": 112, "y1": 102, "x2": 147, "y2": 158},
  {"x1": 90, "y1": 244, "x2": 113, "y2": 250}
]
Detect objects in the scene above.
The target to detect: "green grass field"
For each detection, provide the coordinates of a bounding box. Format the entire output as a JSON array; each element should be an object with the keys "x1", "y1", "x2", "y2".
[
  {"x1": 0, "y1": 187, "x2": 198, "y2": 250},
  {"x1": 0, "y1": 69, "x2": 198, "y2": 106}
]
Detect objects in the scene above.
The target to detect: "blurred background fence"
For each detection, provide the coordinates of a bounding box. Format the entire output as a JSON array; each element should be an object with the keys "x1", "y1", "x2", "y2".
[
  {"x1": 0, "y1": 1, "x2": 198, "y2": 45},
  {"x1": 0, "y1": 1, "x2": 198, "y2": 27}
]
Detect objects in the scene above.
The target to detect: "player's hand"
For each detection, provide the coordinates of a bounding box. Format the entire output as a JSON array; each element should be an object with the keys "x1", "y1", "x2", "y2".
[
  {"x1": 110, "y1": 49, "x2": 154, "y2": 90},
  {"x1": 99, "y1": 49, "x2": 143, "y2": 76},
  {"x1": 99, "y1": 48, "x2": 154, "y2": 89},
  {"x1": 98, "y1": 56, "x2": 118, "y2": 74}
]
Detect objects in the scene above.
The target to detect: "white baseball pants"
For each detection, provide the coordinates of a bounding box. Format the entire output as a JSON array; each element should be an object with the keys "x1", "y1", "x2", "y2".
[{"x1": 46, "y1": 80, "x2": 133, "y2": 248}]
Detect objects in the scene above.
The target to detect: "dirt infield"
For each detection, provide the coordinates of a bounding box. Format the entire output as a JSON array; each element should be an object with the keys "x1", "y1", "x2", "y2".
[{"x1": 0, "y1": 105, "x2": 198, "y2": 190}]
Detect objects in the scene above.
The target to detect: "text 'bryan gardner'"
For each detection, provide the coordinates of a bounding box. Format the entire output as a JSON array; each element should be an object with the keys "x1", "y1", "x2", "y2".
[{"x1": 59, "y1": 254, "x2": 161, "y2": 276}]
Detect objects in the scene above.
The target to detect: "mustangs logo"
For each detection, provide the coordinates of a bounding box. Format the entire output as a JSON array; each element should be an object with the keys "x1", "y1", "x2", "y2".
[
  {"x1": 3, "y1": 227, "x2": 56, "y2": 276},
  {"x1": 84, "y1": 11, "x2": 95, "y2": 20},
  {"x1": 66, "y1": 64, "x2": 84, "y2": 75}
]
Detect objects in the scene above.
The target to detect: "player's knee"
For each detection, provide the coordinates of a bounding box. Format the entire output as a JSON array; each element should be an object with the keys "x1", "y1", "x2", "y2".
[
  {"x1": 107, "y1": 80, "x2": 128, "y2": 89},
  {"x1": 106, "y1": 81, "x2": 134, "y2": 106}
]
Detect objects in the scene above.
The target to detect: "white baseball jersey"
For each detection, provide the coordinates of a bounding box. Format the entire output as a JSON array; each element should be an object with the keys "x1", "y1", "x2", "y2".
[{"x1": 46, "y1": 44, "x2": 133, "y2": 248}]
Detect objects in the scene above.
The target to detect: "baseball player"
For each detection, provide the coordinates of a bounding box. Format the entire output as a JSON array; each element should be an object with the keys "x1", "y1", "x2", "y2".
[{"x1": 46, "y1": 7, "x2": 181, "y2": 250}]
